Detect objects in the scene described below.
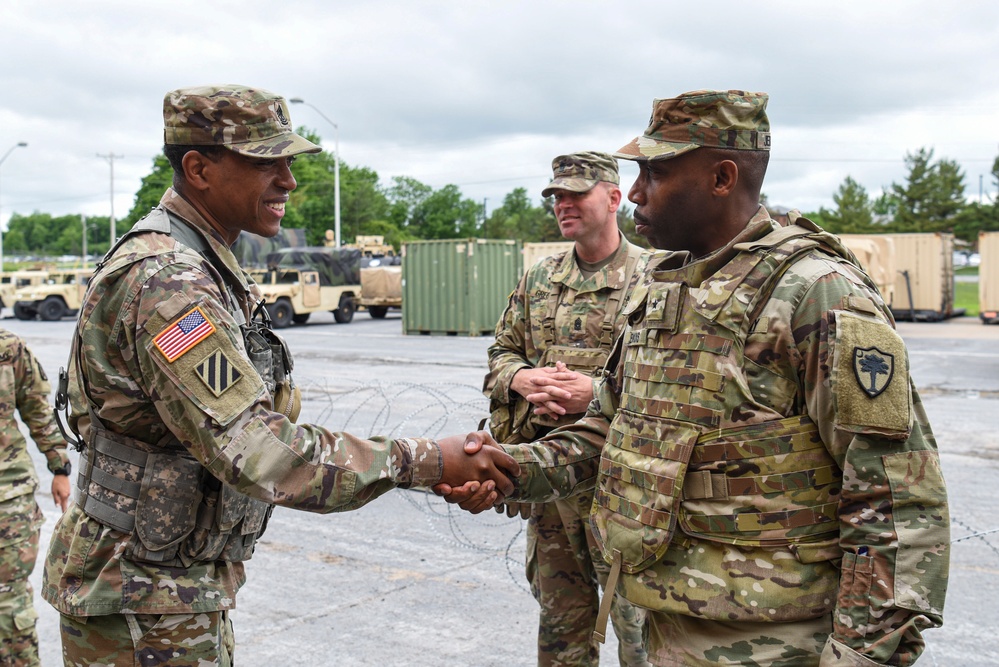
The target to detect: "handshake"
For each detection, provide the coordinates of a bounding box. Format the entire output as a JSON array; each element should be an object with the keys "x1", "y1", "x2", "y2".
[{"x1": 432, "y1": 431, "x2": 518, "y2": 514}]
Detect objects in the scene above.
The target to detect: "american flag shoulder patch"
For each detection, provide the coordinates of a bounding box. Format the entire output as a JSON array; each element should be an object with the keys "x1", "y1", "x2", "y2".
[{"x1": 153, "y1": 306, "x2": 217, "y2": 362}]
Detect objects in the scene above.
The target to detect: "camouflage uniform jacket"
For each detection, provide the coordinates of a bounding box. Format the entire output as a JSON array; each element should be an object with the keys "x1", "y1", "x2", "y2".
[
  {"x1": 504, "y1": 207, "x2": 949, "y2": 666},
  {"x1": 0, "y1": 329, "x2": 69, "y2": 502},
  {"x1": 42, "y1": 188, "x2": 443, "y2": 617},
  {"x1": 484, "y1": 234, "x2": 650, "y2": 443}
]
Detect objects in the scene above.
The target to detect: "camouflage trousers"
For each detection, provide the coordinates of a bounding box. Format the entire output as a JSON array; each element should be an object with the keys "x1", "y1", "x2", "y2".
[
  {"x1": 526, "y1": 493, "x2": 650, "y2": 667},
  {"x1": 60, "y1": 611, "x2": 234, "y2": 667},
  {"x1": 0, "y1": 494, "x2": 44, "y2": 667},
  {"x1": 645, "y1": 611, "x2": 831, "y2": 666}
]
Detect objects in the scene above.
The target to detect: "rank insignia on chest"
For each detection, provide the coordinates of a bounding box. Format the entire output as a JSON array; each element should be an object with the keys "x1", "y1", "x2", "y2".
[
  {"x1": 153, "y1": 306, "x2": 216, "y2": 363},
  {"x1": 853, "y1": 346, "x2": 894, "y2": 398},
  {"x1": 195, "y1": 349, "x2": 242, "y2": 397}
]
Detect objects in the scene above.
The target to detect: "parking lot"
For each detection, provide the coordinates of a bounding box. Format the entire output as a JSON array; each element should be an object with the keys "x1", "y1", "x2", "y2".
[{"x1": 8, "y1": 311, "x2": 999, "y2": 666}]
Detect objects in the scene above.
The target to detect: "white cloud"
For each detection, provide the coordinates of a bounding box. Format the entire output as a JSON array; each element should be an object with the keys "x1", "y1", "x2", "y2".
[{"x1": 2, "y1": 0, "x2": 997, "y2": 227}]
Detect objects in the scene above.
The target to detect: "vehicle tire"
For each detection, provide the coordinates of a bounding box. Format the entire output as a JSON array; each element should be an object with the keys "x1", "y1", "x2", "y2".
[
  {"x1": 333, "y1": 295, "x2": 355, "y2": 324},
  {"x1": 13, "y1": 303, "x2": 35, "y2": 321},
  {"x1": 38, "y1": 297, "x2": 66, "y2": 322},
  {"x1": 292, "y1": 313, "x2": 310, "y2": 325},
  {"x1": 266, "y1": 299, "x2": 294, "y2": 329},
  {"x1": 368, "y1": 305, "x2": 388, "y2": 319}
]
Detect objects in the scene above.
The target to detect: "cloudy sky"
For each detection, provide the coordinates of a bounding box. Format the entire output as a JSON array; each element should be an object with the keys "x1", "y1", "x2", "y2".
[{"x1": 2, "y1": 0, "x2": 998, "y2": 232}]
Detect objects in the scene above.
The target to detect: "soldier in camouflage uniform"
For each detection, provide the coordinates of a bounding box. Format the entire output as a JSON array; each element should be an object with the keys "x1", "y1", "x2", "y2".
[
  {"x1": 41, "y1": 84, "x2": 519, "y2": 666},
  {"x1": 484, "y1": 151, "x2": 651, "y2": 666},
  {"x1": 444, "y1": 90, "x2": 950, "y2": 666},
  {"x1": 0, "y1": 328, "x2": 71, "y2": 666}
]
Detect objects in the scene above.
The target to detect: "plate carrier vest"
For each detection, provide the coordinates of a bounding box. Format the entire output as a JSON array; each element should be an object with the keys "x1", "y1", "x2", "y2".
[{"x1": 54, "y1": 208, "x2": 296, "y2": 567}]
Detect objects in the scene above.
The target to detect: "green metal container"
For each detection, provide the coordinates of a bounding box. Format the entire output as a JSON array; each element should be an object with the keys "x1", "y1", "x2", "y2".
[{"x1": 401, "y1": 238, "x2": 522, "y2": 336}]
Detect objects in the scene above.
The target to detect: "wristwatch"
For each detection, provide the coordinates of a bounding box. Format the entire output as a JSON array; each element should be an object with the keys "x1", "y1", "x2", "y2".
[{"x1": 52, "y1": 461, "x2": 72, "y2": 476}]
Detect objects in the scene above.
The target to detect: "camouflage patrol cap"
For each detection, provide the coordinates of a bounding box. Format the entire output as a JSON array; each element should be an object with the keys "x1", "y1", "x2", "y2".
[
  {"x1": 163, "y1": 84, "x2": 322, "y2": 158},
  {"x1": 541, "y1": 151, "x2": 620, "y2": 197},
  {"x1": 615, "y1": 90, "x2": 770, "y2": 161}
]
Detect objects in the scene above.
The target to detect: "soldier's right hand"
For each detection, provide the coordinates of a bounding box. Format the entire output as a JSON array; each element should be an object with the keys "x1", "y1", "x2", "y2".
[{"x1": 435, "y1": 431, "x2": 520, "y2": 501}]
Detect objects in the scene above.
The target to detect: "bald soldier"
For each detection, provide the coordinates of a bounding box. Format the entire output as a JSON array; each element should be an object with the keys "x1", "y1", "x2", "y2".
[
  {"x1": 42, "y1": 84, "x2": 518, "y2": 665},
  {"x1": 485, "y1": 152, "x2": 651, "y2": 666},
  {"x1": 443, "y1": 90, "x2": 950, "y2": 666}
]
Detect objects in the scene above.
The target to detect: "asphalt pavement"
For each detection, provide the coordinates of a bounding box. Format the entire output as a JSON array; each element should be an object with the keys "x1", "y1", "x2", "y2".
[{"x1": 8, "y1": 311, "x2": 999, "y2": 666}]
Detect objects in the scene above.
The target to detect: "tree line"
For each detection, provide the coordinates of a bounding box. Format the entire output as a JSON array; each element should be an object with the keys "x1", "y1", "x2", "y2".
[{"x1": 5, "y1": 130, "x2": 998, "y2": 260}]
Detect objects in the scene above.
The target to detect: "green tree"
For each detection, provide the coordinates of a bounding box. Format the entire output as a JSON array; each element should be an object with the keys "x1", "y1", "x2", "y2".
[
  {"x1": 818, "y1": 176, "x2": 874, "y2": 234},
  {"x1": 123, "y1": 154, "x2": 173, "y2": 230},
  {"x1": 385, "y1": 176, "x2": 482, "y2": 239},
  {"x1": 484, "y1": 188, "x2": 555, "y2": 242},
  {"x1": 889, "y1": 148, "x2": 966, "y2": 232}
]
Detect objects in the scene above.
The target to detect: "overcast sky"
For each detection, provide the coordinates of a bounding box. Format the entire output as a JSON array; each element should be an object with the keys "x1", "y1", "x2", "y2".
[{"x1": 2, "y1": 0, "x2": 998, "y2": 233}]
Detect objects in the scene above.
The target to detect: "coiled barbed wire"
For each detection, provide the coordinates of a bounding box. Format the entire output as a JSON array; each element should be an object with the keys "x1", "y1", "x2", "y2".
[{"x1": 294, "y1": 378, "x2": 999, "y2": 617}]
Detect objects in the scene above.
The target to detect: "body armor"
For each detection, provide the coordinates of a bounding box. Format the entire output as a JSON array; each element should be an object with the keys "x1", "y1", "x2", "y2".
[
  {"x1": 591, "y1": 220, "x2": 883, "y2": 620},
  {"x1": 57, "y1": 208, "x2": 296, "y2": 567}
]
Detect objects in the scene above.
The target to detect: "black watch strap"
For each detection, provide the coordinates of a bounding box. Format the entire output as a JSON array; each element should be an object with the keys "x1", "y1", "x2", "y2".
[{"x1": 52, "y1": 461, "x2": 72, "y2": 476}]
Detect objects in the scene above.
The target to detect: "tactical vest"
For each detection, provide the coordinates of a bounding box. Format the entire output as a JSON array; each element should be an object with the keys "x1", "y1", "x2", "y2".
[
  {"x1": 57, "y1": 208, "x2": 295, "y2": 567},
  {"x1": 590, "y1": 220, "x2": 882, "y2": 625},
  {"x1": 493, "y1": 243, "x2": 646, "y2": 443}
]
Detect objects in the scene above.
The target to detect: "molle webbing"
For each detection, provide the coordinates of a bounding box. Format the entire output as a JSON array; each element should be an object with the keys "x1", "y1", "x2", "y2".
[{"x1": 77, "y1": 428, "x2": 187, "y2": 534}]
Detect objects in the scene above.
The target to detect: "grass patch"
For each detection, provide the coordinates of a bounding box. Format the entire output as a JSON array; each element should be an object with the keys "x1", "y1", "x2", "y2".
[
  {"x1": 955, "y1": 266, "x2": 980, "y2": 276},
  {"x1": 955, "y1": 280, "x2": 979, "y2": 317}
]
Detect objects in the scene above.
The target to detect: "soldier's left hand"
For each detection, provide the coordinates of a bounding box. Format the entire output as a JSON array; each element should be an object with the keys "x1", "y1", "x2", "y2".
[{"x1": 51, "y1": 474, "x2": 71, "y2": 512}]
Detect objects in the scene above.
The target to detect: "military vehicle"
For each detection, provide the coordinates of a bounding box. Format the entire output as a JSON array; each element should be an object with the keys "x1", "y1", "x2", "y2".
[
  {"x1": 250, "y1": 247, "x2": 362, "y2": 328},
  {"x1": 339, "y1": 233, "x2": 397, "y2": 258},
  {"x1": 357, "y1": 260, "x2": 402, "y2": 319},
  {"x1": 13, "y1": 269, "x2": 93, "y2": 321},
  {"x1": 0, "y1": 270, "x2": 49, "y2": 313}
]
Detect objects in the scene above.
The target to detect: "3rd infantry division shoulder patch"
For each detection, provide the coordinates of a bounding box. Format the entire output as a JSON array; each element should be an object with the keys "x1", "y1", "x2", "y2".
[
  {"x1": 195, "y1": 349, "x2": 242, "y2": 397},
  {"x1": 853, "y1": 346, "x2": 894, "y2": 398}
]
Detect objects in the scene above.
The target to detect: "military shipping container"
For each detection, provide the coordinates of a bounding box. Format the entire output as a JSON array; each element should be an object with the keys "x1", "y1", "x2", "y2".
[
  {"x1": 402, "y1": 239, "x2": 522, "y2": 336},
  {"x1": 979, "y1": 231, "x2": 999, "y2": 324},
  {"x1": 838, "y1": 234, "x2": 896, "y2": 307},
  {"x1": 883, "y1": 232, "x2": 958, "y2": 321},
  {"x1": 522, "y1": 241, "x2": 575, "y2": 274}
]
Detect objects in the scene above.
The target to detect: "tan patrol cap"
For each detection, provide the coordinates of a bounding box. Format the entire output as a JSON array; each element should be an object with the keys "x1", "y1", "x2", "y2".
[
  {"x1": 541, "y1": 151, "x2": 620, "y2": 198},
  {"x1": 163, "y1": 84, "x2": 322, "y2": 158},
  {"x1": 615, "y1": 90, "x2": 771, "y2": 162}
]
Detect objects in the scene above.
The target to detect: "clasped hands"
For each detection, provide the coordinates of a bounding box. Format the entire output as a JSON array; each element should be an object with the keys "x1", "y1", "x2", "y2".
[
  {"x1": 511, "y1": 361, "x2": 593, "y2": 417},
  {"x1": 433, "y1": 431, "x2": 517, "y2": 514}
]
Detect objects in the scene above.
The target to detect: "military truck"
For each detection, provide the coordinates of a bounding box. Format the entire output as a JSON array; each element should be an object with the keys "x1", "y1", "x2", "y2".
[
  {"x1": 0, "y1": 270, "x2": 49, "y2": 314},
  {"x1": 250, "y1": 247, "x2": 362, "y2": 328},
  {"x1": 339, "y1": 233, "x2": 398, "y2": 259},
  {"x1": 13, "y1": 269, "x2": 93, "y2": 321},
  {"x1": 357, "y1": 259, "x2": 402, "y2": 319}
]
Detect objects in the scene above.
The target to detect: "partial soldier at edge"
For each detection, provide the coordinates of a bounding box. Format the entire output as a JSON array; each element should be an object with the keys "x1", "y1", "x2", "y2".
[{"x1": 0, "y1": 328, "x2": 71, "y2": 666}]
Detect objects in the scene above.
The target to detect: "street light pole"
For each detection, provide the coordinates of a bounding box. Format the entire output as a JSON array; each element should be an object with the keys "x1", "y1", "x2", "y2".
[
  {"x1": 97, "y1": 152, "x2": 123, "y2": 244},
  {"x1": 0, "y1": 142, "x2": 28, "y2": 274},
  {"x1": 289, "y1": 97, "x2": 340, "y2": 248}
]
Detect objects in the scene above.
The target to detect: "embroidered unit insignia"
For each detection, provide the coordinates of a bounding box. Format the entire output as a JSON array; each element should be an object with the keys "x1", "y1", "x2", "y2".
[
  {"x1": 195, "y1": 349, "x2": 242, "y2": 396},
  {"x1": 853, "y1": 346, "x2": 894, "y2": 398},
  {"x1": 154, "y1": 307, "x2": 216, "y2": 362}
]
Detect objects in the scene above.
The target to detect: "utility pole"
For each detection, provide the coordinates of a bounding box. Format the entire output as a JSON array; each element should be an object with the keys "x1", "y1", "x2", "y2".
[
  {"x1": 482, "y1": 197, "x2": 488, "y2": 237},
  {"x1": 97, "y1": 152, "x2": 123, "y2": 243}
]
